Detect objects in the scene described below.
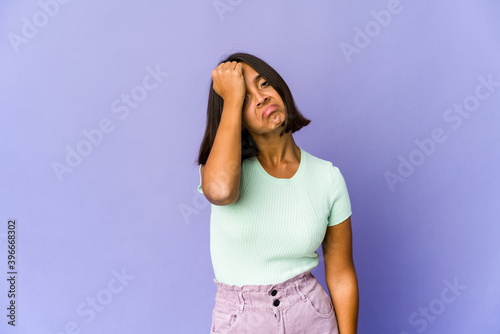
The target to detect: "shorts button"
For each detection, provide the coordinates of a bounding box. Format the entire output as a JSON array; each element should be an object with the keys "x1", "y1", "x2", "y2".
[
  {"x1": 273, "y1": 299, "x2": 280, "y2": 307},
  {"x1": 271, "y1": 289, "x2": 277, "y2": 296}
]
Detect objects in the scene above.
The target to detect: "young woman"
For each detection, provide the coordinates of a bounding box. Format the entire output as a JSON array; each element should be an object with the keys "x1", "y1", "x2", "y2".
[{"x1": 196, "y1": 52, "x2": 358, "y2": 334}]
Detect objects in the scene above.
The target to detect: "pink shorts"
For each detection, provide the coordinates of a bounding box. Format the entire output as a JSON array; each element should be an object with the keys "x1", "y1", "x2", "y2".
[{"x1": 210, "y1": 270, "x2": 339, "y2": 334}]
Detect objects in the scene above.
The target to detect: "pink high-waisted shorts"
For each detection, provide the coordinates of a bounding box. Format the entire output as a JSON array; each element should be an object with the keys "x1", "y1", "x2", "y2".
[{"x1": 210, "y1": 270, "x2": 338, "y2": 334}]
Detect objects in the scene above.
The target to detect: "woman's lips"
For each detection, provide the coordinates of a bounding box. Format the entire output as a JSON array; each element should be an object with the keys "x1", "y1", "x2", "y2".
[{"x1": 262, "y1": 105, "x2": 278, "y2": 120}]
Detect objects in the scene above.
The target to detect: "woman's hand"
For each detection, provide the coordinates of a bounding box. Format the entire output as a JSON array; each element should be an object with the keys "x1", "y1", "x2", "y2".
[{"x1": 211, "y1": 61, "x2": 246, "y2": 105}]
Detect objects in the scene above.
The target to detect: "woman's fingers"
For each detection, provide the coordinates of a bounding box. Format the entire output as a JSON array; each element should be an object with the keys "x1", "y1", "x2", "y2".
[{"x1": 211, "y1": 61, "x2": 246, "y2": 103}]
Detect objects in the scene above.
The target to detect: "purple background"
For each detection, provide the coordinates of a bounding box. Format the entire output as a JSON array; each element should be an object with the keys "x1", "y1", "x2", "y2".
[{"x1": 1, "y1": 0, "x2": 499, "y2": 333}]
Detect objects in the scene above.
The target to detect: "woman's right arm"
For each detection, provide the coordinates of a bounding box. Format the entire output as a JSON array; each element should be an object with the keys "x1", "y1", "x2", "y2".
[{"x1": 201, "y1": 61, "x2": 245, "y2": 206}]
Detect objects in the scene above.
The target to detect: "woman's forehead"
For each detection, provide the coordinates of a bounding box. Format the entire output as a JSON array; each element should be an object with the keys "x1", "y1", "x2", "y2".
[
  {"x1": 241, "y1": 62, "x2": 256, "y2": 74},
  {"x1": 241, "y1": 63, "x2": 262, "y2": 85}
]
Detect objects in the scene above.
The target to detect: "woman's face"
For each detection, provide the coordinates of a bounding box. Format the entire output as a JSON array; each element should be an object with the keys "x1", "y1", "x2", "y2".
[{"x1": 240, "y1": 62, "x2": 286, "y2": 136}]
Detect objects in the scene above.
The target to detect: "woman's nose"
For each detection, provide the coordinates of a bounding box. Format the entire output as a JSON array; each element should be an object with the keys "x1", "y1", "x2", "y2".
[{"x1": 256, "y1": 95, "x2": 269, "y2": 107}]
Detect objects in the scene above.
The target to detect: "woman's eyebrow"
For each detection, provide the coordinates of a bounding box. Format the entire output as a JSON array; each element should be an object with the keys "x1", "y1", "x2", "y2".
[{"x1": 252, "y1": 74, "x2": 262, "y2": 85}]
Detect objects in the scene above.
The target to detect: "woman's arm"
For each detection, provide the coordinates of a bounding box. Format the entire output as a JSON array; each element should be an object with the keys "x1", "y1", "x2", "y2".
[
  {"x1": 322, "y1": 216, "x2": 359, "y2": 334},
  {"x1": 201, "y1": 61, "x2": 246, "y2": 206}
]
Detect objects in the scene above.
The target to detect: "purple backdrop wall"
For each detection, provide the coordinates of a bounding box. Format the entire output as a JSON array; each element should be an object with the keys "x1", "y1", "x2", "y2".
[{"x1": 1, "y1": 1, "x2": 499, "y2": 333}]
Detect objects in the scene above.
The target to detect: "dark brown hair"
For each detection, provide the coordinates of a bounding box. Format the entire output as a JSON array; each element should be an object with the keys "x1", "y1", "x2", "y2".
[{"x1": 196, "y1": 52, "x2": 310, "y2": 165}]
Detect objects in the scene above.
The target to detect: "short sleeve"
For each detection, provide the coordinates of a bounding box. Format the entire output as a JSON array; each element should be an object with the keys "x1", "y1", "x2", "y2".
[
  {"x1": 197, "y1": 164, "x2": 204, "y2": 194},
  {"x1": 327, "y1": 165, "x2": 352, "y2": 227}
]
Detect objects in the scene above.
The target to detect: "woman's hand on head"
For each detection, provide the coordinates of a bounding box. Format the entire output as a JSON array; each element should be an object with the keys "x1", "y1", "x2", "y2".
[{"x1": 211, "y1": 61, "x2": 246, "y2": 105}]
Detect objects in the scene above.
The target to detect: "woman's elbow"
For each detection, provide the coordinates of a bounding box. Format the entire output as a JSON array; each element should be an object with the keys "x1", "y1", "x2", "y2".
[{"x1": 202, "y1": 182, "x2": 239, "y2": 206}]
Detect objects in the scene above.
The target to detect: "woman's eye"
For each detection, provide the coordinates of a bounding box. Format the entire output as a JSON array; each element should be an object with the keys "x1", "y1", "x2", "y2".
[{"x1": 261, "y1": 81, "x2": 268, "y2": 87}]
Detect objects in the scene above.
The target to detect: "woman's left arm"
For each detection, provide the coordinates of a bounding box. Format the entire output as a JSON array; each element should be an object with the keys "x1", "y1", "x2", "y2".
[{"x1": 322, "y1": 216, "x2": 359, "y2": 334}]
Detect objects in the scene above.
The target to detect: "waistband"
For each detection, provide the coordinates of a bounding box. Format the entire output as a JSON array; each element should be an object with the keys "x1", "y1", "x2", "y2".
[{"x1": 212, "y1": 270, "x2": 318, "y2": 313}]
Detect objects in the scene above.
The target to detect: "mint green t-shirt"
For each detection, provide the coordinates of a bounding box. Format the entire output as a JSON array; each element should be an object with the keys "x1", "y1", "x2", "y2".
[{"x1": 198, "y1": 147, "x2": 352, "y2": 286}]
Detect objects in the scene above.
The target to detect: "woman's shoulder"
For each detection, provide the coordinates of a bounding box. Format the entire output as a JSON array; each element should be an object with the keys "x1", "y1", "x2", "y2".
[
  {"x1": 302, "y1": 148, "x2": 337, "y2": 169},
  {"x1": 302, "y1": 148, "x2": 346, "y2": 181}
]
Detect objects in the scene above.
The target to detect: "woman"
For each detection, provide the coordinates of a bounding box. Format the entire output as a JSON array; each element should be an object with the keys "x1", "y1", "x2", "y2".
[{"x1": 196, "y1": 52, "x2": 358, "y2": 334}]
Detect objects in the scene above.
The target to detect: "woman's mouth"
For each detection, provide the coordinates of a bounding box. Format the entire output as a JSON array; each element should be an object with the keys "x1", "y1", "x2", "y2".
[{"x1": 262, "y1": 105, "x2": 278, "y2": 120}]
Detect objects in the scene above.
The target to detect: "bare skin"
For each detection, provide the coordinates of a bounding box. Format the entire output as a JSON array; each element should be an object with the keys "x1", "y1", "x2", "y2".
[
  {"x1": 200, "y1": 61, "x2": 244, "y2": 206},
  {"x1": 240, "y1": 62, "x2": 301, "y2": 179},
  {"x1": 201, "y1": 61, "x2": 300, "y2": 205},
  {"x1": 323, "y1": 216, "x2": 359, "y2": 334},
  {"x1": 201, "y1": 60, "x2": 358, "y2": 333}
]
